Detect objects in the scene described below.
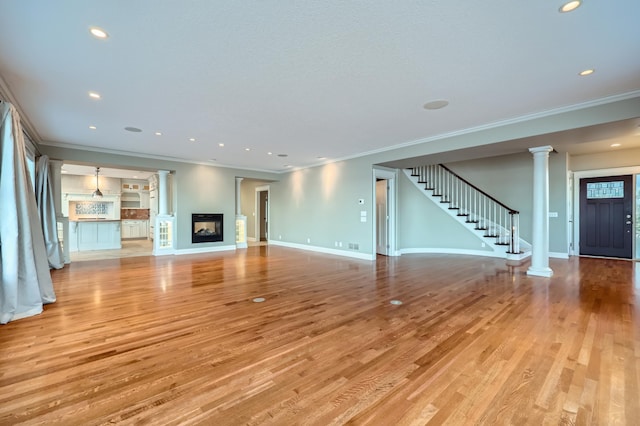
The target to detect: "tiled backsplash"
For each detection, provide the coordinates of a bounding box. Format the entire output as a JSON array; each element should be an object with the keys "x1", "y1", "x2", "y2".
[
  {"x1": 69, "y1": 201, "x2": 115, "y2": 220},
  {"x1": 121, "y1": 208, "x2": 150, "y2": 219},
  {"x1": 75, "y1": 202, "x2": 108, "y2": 215}
]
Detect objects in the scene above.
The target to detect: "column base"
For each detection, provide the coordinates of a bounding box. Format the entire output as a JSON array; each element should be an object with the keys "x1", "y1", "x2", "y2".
[{"x1": 527, "y1": 266, "x2": 554, "y2": 277}]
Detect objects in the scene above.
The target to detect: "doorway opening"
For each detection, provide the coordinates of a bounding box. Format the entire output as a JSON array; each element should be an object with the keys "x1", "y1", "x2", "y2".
[
  {"x1": 255, "y1": 185, "x2": 270, "y2": 243},
  {"x1": 373, "y1": 168, "x2": 397, "y2": 257}
]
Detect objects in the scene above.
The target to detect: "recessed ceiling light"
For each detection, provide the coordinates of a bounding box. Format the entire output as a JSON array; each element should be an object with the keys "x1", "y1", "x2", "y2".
[
  {"x1": 267, "y1": 152, "x2": 273, "y2": 155},
  {"x1": 218, "y1": 143, "x2": 224, "y2": 147},
  {"x1": 317, "y1": 156, "x2": 327, "y2": 160},
  {"x1": 133, "y1": 175, "x2": 138, "y2": 179},
  {"x1": 559, "y1": 0, "x2": 581, "y2": 13},
  {"x1": 89, "y1": 92, "x2": 101, "y2": 99},
  {"x1": 189, "y1": 138, "x2": 196, "y2": 142},
  {"x1": 89, "y1": 27, "x2": 109, "y2": 39},
  {"x1": 124, "y1": 126, "x2": 142, "y2": 132},
  {"x1": 245, "y1": 148, "x2": 250, "y2": 151},
  {"x1": 610, "y1": 143, "x2": 621, "y2": 147},
  {"x1": 579, "y1": 69, "x2": 595, "y2": 76},
  {"x1": 89, "y1": 125, "x2": 97, "y2": 130},
  {"x1": 423, "y1": 100, "x2": 449, "y2": 110},
  {"x1": 155, "y1": 132, "x2": 162, "y2": 136}
]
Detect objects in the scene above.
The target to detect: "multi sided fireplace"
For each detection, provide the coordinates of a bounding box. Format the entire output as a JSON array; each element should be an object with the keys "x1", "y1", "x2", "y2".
[{"x1": 192, "y1": 213, "x2": 223, "y2": 243}]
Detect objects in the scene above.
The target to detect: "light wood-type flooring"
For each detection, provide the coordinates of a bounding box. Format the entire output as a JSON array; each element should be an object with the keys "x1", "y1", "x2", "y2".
[{"x1": 1, "y1": 247, "x2": 638, "y2": 425}]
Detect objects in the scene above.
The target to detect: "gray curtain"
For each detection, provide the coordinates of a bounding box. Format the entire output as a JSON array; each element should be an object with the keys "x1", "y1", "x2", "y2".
[
  {"x1": 35, "y1": 155, "x2": 64, "y2": 269},
  {"x1": 0, "y1": 100, "x2": 56, "y2": 324}
]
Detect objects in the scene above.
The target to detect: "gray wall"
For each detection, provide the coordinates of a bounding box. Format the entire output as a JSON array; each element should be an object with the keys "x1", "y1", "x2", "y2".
[
  {"x1": 570, "y1": 147, "x2": 640, "y2": 171},
  {"x1": 269, "y1": 157, "x2": 375, "y2": 253},
  {"x1": 397, "y1": 171, "x2": 491, "y2": 251},
  {"x1": 39, "y1": 145, "x2": 278, "y2": 250},
  {"x1": 40, "y1": 97, "x2": 639, "y2": 258},
  {"x1": 445, "y1": 151, "x2": 569, "y2": 253}
]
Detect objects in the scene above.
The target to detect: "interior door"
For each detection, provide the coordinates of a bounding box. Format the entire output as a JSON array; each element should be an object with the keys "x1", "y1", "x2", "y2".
[
  {"x1": 376, "y1": 179, "x2": 389, "y2": 255},
  {"x1": 579, "y1": 175, "x2": 633, "y2": 258},
  {"x1": 259, "y1": 191, "x2": 268, "y2": 241}
]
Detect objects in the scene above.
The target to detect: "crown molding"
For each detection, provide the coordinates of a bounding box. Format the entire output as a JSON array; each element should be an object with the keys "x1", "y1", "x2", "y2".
[{"x1": 0, "y1": 74, "x2": 42, "y2": 143}]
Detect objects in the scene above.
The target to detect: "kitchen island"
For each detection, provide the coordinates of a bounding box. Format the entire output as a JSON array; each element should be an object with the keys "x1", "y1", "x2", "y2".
[{"x1": 69, "y1": 219, "x2": 121, "y2": 251}]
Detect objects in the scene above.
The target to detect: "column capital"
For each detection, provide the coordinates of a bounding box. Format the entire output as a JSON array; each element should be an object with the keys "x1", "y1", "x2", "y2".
[
  {"x1": 157, "y1": 170, "x2": 170, "y2": 176},
  {"x1": 235, "y1": 177, "x2": 244, "y2": 183},
  {"x1": 528, "y1": 145, "x2": 553, "y2": 155}
]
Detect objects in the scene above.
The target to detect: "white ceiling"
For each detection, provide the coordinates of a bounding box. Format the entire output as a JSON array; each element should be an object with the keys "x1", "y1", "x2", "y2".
[{"x1": 0, "y1": 1, "x2": 639, "y2": 172}]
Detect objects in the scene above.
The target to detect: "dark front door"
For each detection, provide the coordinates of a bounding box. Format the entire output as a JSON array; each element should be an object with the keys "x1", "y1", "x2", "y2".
[{"x1": 580, "y1": 175, "x2": 633, "y2": 258}]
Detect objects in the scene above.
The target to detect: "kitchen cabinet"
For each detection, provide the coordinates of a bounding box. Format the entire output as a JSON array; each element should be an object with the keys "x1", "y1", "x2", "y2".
[
  {"x1": 121, "y1": 220, "x2": 148, "y2": 239},
  {"x1": 73, "y1": 220, "x2": 121, "y2": 251},
  {"x1": 140, "y1": 192, "x2": 150, "y2": 209}
]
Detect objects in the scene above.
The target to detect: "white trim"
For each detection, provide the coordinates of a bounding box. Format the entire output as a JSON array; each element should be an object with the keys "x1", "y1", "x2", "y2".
[
  {"x1": 571, "y1": 166, "x2": 640, "y2": 258},
  {"x1": 549, "y1": 252, "x2": 570, "y2": 259},
  {"x1": 247, "y1": 237, "x2": 257, "y2": 242},
  {"x1": 254, "y1": 185, "x2": 270, "y2": 243},
  {"x1": 398, "y1": 248, "x2": 504, "y2": 258},
  {"x1": 373, "y1": 167, "x2": 398, "y2": 257},
  {"x1": 269, "y1": 240, "x2": 375, "y2": 261},
  {"x1": 39, "y1": 140, "x2": 279, "y2": 174},
  {"x1": 174, "y1": 245, "x2": 236, "y2": 255},
  {"x1": 290, "y1": 91, "x2": 640, "y2": 172}
]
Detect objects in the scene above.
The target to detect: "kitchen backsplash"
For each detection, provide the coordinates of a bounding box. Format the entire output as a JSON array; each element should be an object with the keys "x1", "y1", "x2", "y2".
[{"x1": 121, "y1": 208, "x2": 150, "y2": 219}]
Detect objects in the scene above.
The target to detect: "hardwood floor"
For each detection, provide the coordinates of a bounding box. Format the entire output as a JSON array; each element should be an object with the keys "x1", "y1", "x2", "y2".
[{"x1": 1, "y1": 247, "x2": 638, "y2": 425}]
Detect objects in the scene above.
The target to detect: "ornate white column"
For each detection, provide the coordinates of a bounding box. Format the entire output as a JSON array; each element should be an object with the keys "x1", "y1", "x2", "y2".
[
  {"x1": 158, "y1": 170, "x2": 169, "y2": 216},
  {"x1": 235, "y1": 177, "x2": 243, "y2": 215},
  {"x1": 153, "y1": 170, "x2": 174, "y2": 256},
  {"x1": 235, "y1": 177, "x2": 247, "y2": 248},
  {"x1": 527, "y1": 146, "x2": 553, "y2": 277},
  {"x1": 49, "y1": 159, "x2": 70, "y2": 263}
]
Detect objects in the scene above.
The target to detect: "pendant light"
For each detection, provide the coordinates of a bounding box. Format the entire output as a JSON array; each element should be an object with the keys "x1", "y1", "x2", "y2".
[{"x1": 92, "y1": 167, "x2": 103, "y2": 199}]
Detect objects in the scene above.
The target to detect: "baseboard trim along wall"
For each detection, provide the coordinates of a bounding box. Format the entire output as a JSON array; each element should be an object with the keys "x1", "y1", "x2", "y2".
[
  {"x1": 269, "y1": 240, "x2": 376, "y2": 261},
  {"x1": 398, "y1": 248, "x2": 505, "y2": 258},
  {"x1": 549, "y1": 252, "x2": 569, "y2": 259},
  {"x1": 174, "y1": 245, "x2": 237, "y2": 256}
]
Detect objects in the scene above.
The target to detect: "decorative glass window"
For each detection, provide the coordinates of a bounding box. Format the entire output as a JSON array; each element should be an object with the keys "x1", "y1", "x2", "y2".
[
  {"x1": 586, "y1": 181, "x2": 624, "y2": 199},
  {"x1": 158, "y1": 220, "x2": 173, "y2": 248},
  {"x1": 75, "y1": 202, "x2": 108, "y2": 215}
]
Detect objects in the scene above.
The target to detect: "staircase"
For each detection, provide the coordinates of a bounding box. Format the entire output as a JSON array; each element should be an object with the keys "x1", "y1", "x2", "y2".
[{"x1": 406, "y1": 164, "x2": 530, "y2": 260}]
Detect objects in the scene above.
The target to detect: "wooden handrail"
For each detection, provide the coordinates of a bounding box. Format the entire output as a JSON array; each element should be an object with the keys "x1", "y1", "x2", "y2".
[{"x1": 438, "y1": 164, "x2": 519, "y2": 214}]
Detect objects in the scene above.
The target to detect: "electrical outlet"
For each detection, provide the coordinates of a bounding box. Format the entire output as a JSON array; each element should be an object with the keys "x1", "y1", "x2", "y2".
[
  {"x1": 339, "y1": 242, "x2": 342, "y2": 247},
  {"x1": 335, "y1": 241, "x2": 338, "y2": 247},
  {"x1": 307, "y1": 238, "x2": 311, "y2": 243}
]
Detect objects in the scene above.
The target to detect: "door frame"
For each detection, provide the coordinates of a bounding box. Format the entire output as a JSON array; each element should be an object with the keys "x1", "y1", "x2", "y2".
[
  {"x1": 254, "y1": 185, "x2": 270, "y2": 243},
  {"x1": 571, "y1": 166, "x2": 640, "y2": 259},
  {"x1": 372, "y1": 167, "x2": 398, "y2": 256}
]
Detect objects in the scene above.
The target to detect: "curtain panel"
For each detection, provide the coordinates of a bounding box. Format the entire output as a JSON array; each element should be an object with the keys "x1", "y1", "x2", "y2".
[
  {"x1": 0, "y1": 100, "x2": 56, "y2": 324},
  {"x1": 35, "y1": 155, "x2": 64, "y2": 269}
]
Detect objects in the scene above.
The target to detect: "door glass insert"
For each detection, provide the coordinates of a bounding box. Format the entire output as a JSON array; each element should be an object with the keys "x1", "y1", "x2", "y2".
[{"x1": 586, "y1": 181, "x2": 624, "y2": 199}]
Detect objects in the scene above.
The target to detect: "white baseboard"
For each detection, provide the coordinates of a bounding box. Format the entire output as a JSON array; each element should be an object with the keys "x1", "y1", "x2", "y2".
[
  {"x1": 399, "y1": 247, "x2": 506, "y2": 258},
  {"x1": 549, "y1": 252, "x2": 569, "y2": 259},
  {"x1": 174, "y1": 245, "x2": 237, "y2": 255},
  {"x1": 247, "y1": 237, "x2": 257, "y2": 242},
  {"x1": 269, "y1": 240, "x2": 375, "y2": 261}
]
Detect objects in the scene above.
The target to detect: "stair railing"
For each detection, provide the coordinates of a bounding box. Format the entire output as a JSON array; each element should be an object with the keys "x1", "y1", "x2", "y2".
[{"x1": 411, "y1": 164, "x2": 521, "y2": 254}]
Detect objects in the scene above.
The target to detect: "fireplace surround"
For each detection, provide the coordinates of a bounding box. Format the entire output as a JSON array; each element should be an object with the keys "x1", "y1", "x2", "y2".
[{"x1": 192, "y1": 213, "x2": 223, "y2": 243}]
